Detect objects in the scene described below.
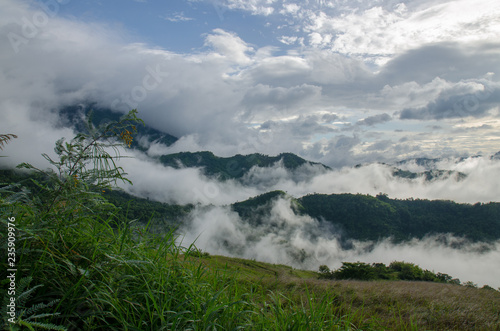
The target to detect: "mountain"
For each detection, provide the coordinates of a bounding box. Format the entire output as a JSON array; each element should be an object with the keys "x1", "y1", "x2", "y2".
[
  {"x1": 58, "y1": 105, "x2": 178, "y2": 151},
  {"x1": 159, "y1": 151, "x2": 330, "y2": 180},
  {"x1": 391, "y1": 168, "x2": 467, "y2": 181},
  {"x1": 231, "y1": 190, "x2": 291, "y2": 223},
  {"x1": 395, "y1": 157, "x2": 443, "y2": 168}
]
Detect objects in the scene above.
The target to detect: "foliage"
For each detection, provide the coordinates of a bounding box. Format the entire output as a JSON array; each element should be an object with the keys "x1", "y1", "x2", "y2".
[
  {"x1": 231, "y1": 190, "x2": 288, "y2": 221},
  {"x1": 1, "y1": 277, "x2": 65, "y2": 330},
  {"x1": 0, "y1": 170, "x2": 192, "y2": 233},
  {"x1": 103, "y1": 189, "x2": 193, "y2": 228},
  {"x1": 392, "y1": 168, "x2": 467, "y2": 181},
  {"x1": 0, "y1": 134, "x2": 17, "y2": 152}
]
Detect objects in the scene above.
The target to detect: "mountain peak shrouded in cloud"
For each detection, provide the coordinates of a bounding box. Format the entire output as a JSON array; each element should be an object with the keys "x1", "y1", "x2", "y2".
[{"x1": 158, "y1": 151, "x2": 330, "y2": 180}]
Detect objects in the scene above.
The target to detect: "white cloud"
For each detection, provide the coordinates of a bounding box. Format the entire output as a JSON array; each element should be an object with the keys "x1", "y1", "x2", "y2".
[
  {"x1": 303, "y1": 0, "x2": 500, "y2": 63},
  {"x1": 278, "y1": 35, "x2": 298, "y2": 45},
  {"x1": 280, "y1": 3, "x2": 300, "y2": 15},
  {"x1": 203, "y1": 28, "x2": 254, "y2": 65},
  {"x1": 224, "y1": 0, "x2": 276, "y2": 16},
  {"x1": 161, "y1": 12, "x2": 194, "y2": 22}
]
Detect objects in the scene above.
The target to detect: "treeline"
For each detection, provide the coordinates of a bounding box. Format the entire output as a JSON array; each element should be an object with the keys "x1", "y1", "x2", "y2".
[
  {"x1": 392, "y1": 168, "x2": 466, "y2": 181},
  {"x1": 319, "y1": 261, "x2": 460, "y2": 284},
  {"x1": 298, "y1": 193, "x2": 500, "y2": 242},
  {"x1": 231, "y1": 190, "x2": 288, "y2": 221}
]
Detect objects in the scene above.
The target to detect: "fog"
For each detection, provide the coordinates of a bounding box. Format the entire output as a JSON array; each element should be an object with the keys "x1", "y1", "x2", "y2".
[
  {"x1": 114, "y1": 152, "x2": 500, "y2": 205},
  {"x1": 179, "y1": 197, "x2": 500, "y2": 289}
]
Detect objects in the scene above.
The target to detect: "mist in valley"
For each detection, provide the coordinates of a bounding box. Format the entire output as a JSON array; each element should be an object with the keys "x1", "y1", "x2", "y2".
[{"x1": 178, "y1": 197, "x2": 500, "y2": 289}]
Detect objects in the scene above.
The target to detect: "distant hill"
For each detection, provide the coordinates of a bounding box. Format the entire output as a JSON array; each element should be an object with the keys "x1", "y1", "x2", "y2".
[
  {"x1": 391, "y1": 168, "x2": 467, "y2": 181},
  {"x1": 300, "y1": 193, "x2": 500, "y2": 242},
  {"x1": 159, "y1": 151, "x2": 330, "y2": 180},
  {"x1": 229, "y1": 192, "x2": 500, "y2": 243},
  {"x1": 395, "y1": 157, "x2": 443, "y2": 168}
]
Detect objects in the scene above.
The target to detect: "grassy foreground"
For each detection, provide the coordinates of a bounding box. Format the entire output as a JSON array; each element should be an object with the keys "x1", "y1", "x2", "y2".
[{"x1": 193, "y1": 254, "x2": 500, "y2": 330}]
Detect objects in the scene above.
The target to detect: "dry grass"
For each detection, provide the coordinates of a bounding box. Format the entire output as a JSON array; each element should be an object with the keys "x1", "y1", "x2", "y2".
[
  {"x1": 317, "y1": 280, "x2": 500, "y2": 330},
  {"x1": 198, "y1": 255, "x2": 500, "y2": 330}
]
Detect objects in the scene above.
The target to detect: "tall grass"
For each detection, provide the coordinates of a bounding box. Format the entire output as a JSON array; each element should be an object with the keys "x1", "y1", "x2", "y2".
[{"x1": 1, "y1": 111, "x2": 369, "y2": 330}]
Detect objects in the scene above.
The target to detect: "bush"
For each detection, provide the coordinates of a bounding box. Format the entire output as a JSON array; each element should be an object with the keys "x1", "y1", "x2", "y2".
[{"x1": 321, "y1": 260, "x2": 460, "y2": 284}]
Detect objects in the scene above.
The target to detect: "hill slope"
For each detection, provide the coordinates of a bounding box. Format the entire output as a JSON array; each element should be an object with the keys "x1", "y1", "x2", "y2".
[{"x1": 195, "y1": 254, "x2": 500, "y2": 330}]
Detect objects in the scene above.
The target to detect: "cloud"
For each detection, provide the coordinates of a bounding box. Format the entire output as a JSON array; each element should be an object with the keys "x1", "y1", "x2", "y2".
[
  {"x1": 162, "y1": 12, "x2": 194, "y2": 22},
  {"x1": 224, "y1": 0, "x2": 275, "y2": 16},
  {"x1": 356, "y1": 113, "x2": 392, "y2": 126},
  {"x1": 1, "y1": 0, "x2": 500, "y2": 173},
  {"x1": 203, "y1": 28, "x2": 254, "y2": 65},
  {"x1": 366, "y1": 139, "x2": 393, "y2": 151},
  {"x1": 241, "y1": 83, "x2": 322, "y2": 119},
  {"x1": 399, "y1": 79, "x2": 500, "y2": 120},
  {"x1": 278, "y1": 35, "x2": 299, "y2": 45},
  {"x1": 303, "y1": 0, "x2": 500, "y2": 62},
  {"x1": 379, "y1": 43, "x2": 500, "y2": 85}
]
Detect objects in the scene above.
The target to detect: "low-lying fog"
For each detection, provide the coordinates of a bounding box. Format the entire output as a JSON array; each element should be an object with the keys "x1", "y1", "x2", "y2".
[{"x1": 179, "y1": 198, "x2": 500, "y2": 289}]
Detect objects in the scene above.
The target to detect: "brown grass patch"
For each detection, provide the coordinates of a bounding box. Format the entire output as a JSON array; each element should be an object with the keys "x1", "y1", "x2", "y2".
[{"x1": 197, "y1": 255, "x2": 500, "y2": 330}]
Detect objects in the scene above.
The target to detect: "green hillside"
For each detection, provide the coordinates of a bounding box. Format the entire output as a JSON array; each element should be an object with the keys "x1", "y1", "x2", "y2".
[
  {"x1": 298, "y1": 193, "x2": 500, "y2": 242},
  {"x1": 227, "y1": 191, "x2": 500, "y2": 243},
  {"x1": 192, "y1": 254, "x2": 500, "y2": 330}
]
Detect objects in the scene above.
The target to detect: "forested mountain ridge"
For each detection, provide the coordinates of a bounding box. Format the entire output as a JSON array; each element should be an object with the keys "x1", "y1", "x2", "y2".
[
  {"x1": 299, "y1": 193, "x2": 500, "y2": 242},
  {"x1": 158, "y1": 151, "x2": 329, "y2": 180},
  {"x1": 228, "y1": 191, "x2": 500, "y2": 243}
]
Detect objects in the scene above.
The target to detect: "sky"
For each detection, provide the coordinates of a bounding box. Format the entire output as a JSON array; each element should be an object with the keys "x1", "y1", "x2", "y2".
[
  {"x1": 0, "y1": 0, "x2": 499, "y2": 168},
  {"x1": 1, "y1": 0, "x2": 500, "y2": 288}
]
